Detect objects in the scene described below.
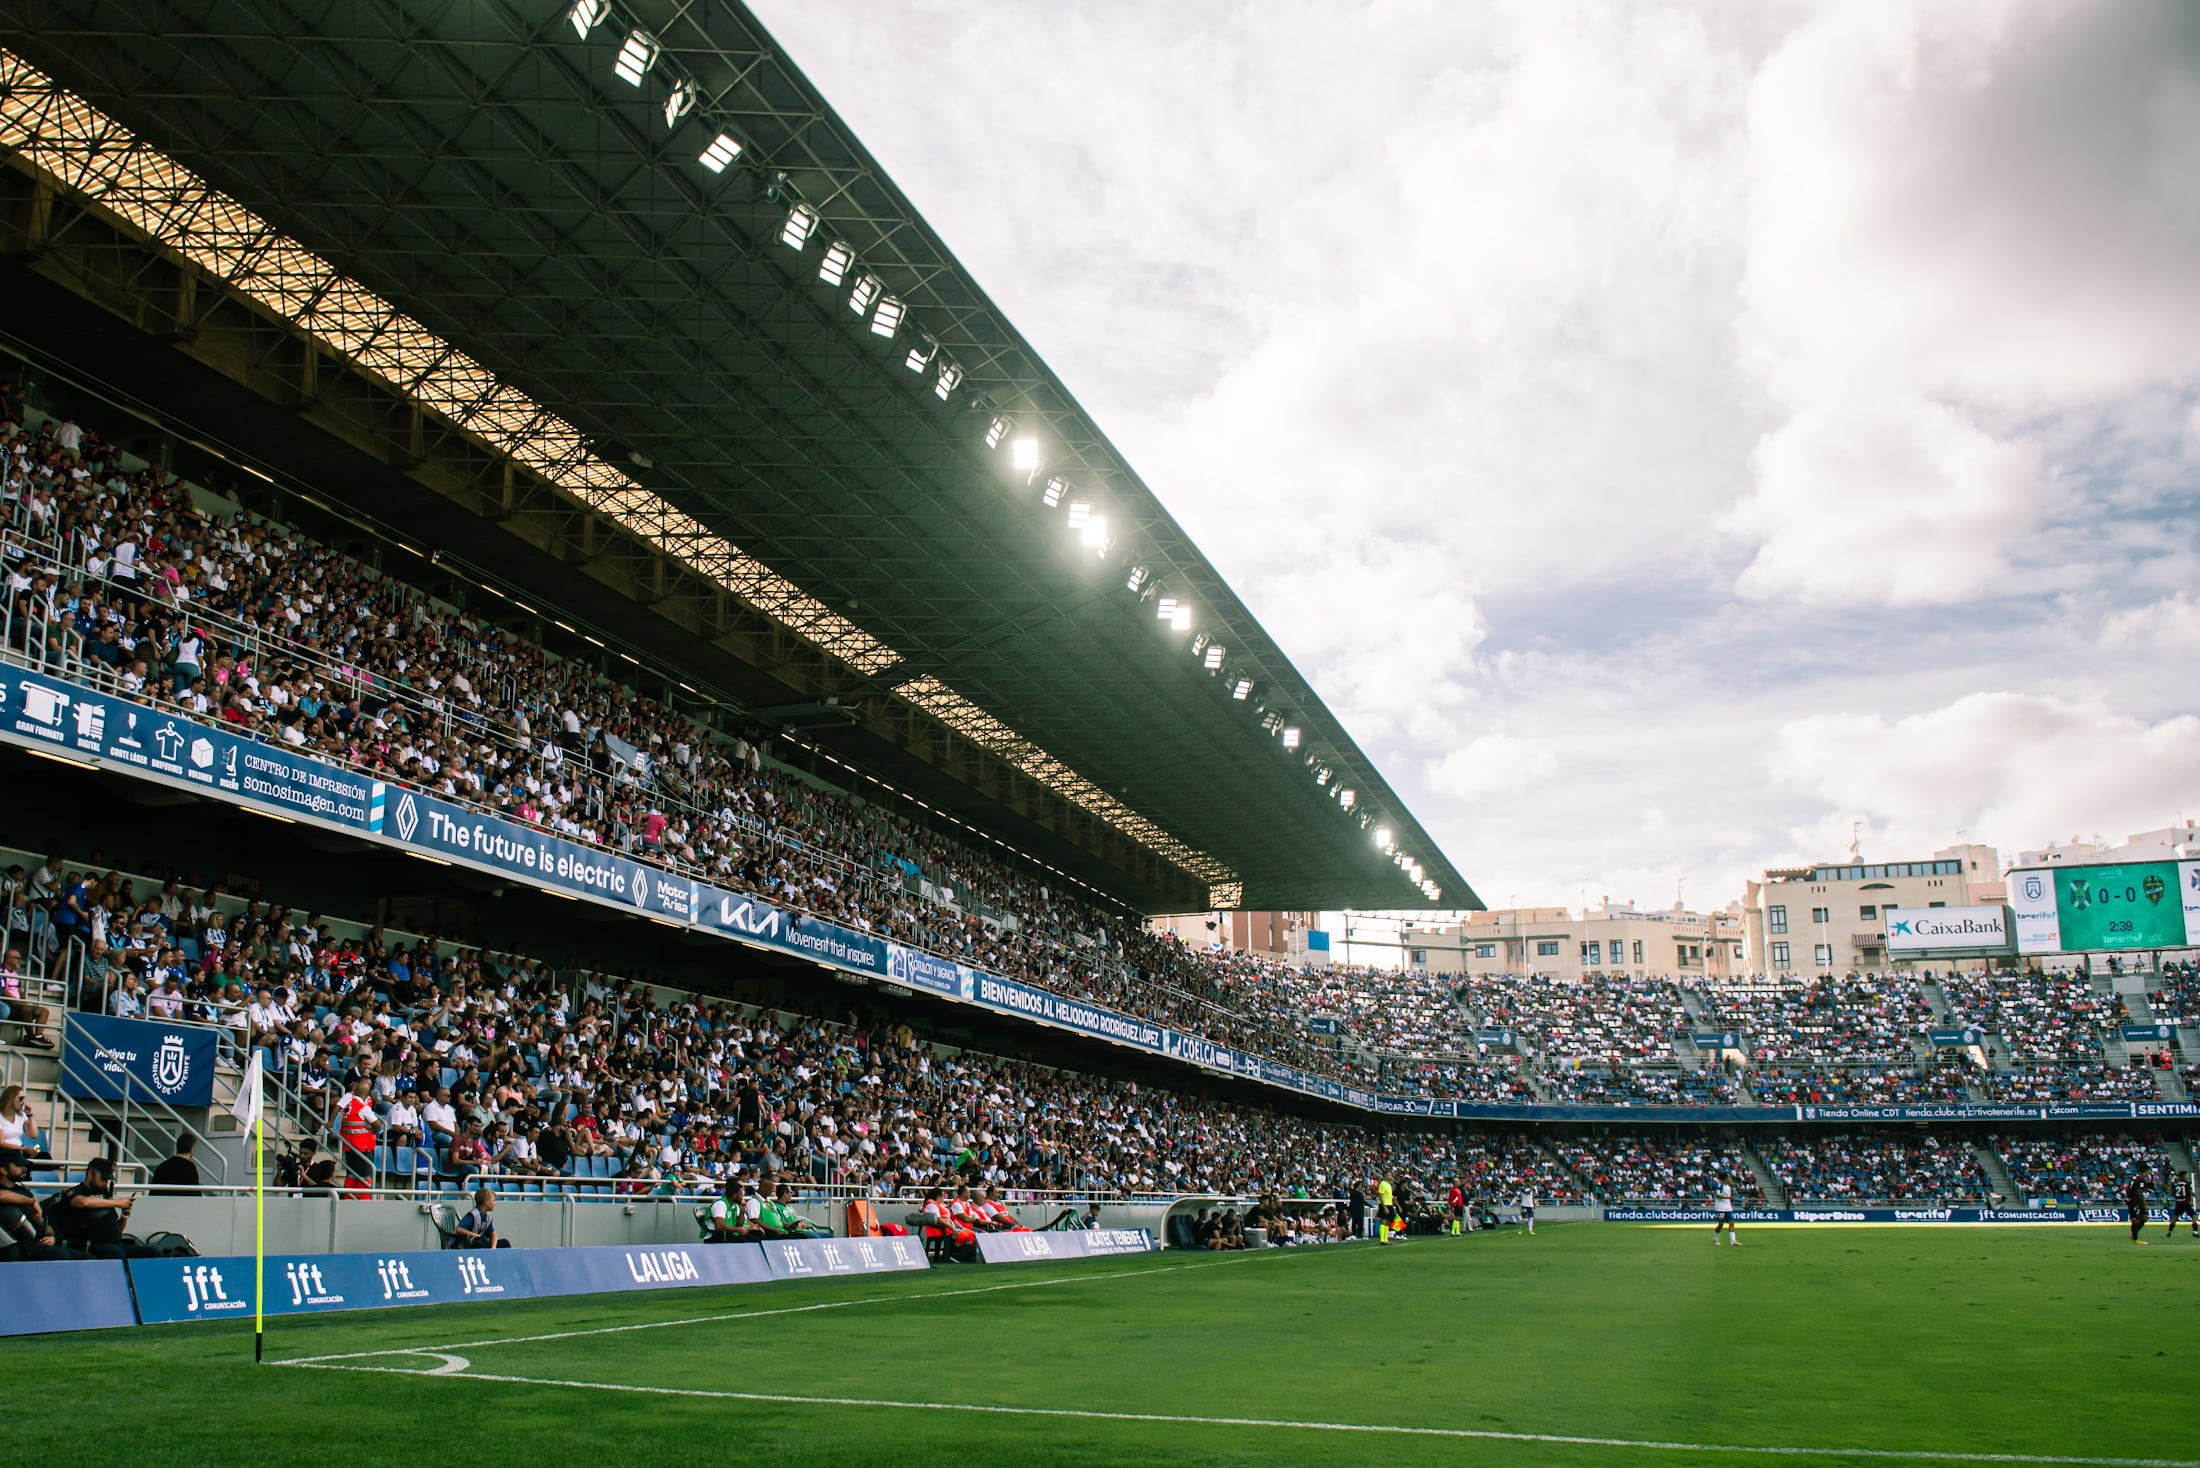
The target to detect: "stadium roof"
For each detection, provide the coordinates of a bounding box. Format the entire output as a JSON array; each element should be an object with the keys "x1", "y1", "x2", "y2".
[{"x1": 0, "y1": 0, "x2": 1476, "y2": 915}]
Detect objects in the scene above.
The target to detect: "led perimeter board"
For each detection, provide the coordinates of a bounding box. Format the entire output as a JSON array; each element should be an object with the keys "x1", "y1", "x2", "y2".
[{"x1": 2009, "y1": 860, "x2": 2200, "y2": 955}]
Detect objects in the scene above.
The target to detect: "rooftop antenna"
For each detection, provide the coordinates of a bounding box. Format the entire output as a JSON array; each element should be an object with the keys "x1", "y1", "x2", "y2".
[{"x1": 1848, "y1": 821, "x2": 1863, "y2": 862}]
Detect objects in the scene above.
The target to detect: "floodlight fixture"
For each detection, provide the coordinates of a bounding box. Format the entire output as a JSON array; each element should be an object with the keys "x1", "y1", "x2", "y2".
[
  {"x1": 1012, "y1": 437, "x2": 1040, "y2": 471},
  {"x1": 1282, "y1": 726, "x2": 1301, "y2": 749},
  {"x1": 818, "y1": 241, "x2": 853, "y2": 286},
  {"x1": 781, "y1": 203, "x2": 818, "y2": 250},
  {"x1": 1066, "y1": 499, "x2": 1091, "y2": 529},
  {"x1": 1339, "y1": 788, "x2": 1356, "y2": 809},
  {"x1": 905, "y1": 336, "x2": 938, "y2": 373},
  {"x1": 1316, "y1": 766, "x2": 1331, "y2": 786},
  {"x1": 1155, "y1": 595, "x2": 1177, "y2": 620},
  {"x1": 1375, "y1": 826, "x2": 1393, "y2": 850},
  {"x1": 871, "y1": 296, "x2": 905, "y2": 337},
  {"x1": 698, "y1": 133, "x2": 743, "y2": 172},
  {"x1": 1203, "y1": 643, "x2": 1225, "y2": 670},
  {"x1": 985, "y1": 416, "x2": 1012, "y2": 450},
  {"x1": 1081, "y1": 513, "x2": 1108, "y2": 549},
  {"x1": 1171, "y1": 603, "x2": 1192, "y2": 632},
  {"x1": 613, "y1": 30, "x2": 658, "y2": 86},
  {"x1": 933, "y1": 361, "x2": 963, "y2": 400},
  {"x1": 569, "y1": 0, "x2": 608, "y2": 38},
  {"x1": 1231, "y1": 677, "x2": 1253, "y2": 700},
  {"x1": 1042, "y1": 477, "x2": 1066, "y2": 508},
  {"x1": 1125, "y1": 565, "x2": 1148, "y2": 593},
  {"x1": 849, "y1": 273, "x2": 883, "y2": 317},
  {"x1": 663, "y1": 78, "x2": 696, "y2": 128}
]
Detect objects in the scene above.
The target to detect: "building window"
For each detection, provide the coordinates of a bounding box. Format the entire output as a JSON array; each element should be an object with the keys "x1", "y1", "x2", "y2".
[
  {"x1": 1814, "y1": 943, "x2": 1833, "y2": 967},
  {"x1": 1409, "y1": 948, "x2": 1427, "y2": 967},
  {"x1": 1536, "y1": 940, "x2": 1560, "y2": 957},
  {"x1": 1770, "y1": 941, "x2": 1791, "y2": 968},
  {"x1": 1810, "y1": 906, "x2": 1829, "y2": 924},
  {"x1": 1474, "y1": 944, "x2": 1496, "y2": 959},
  {"x1": 1732, "y1": 944, "x2": 1743, "y2": 959},
  {"x1": 1859, "y1": 905, "x2": 1877, "y2": 920},
  {"x1": 1581, "y1": 941, "x2": 1601, "y2": 965},
  {"x1": 1767, "y1": 905, "x2": 1788, "y2": 934},
  {"x1": 1633, "y1": 940, "x2": 1645, "y2": 965}
]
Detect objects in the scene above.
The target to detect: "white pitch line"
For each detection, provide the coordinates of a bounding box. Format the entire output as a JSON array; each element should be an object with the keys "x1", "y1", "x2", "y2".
[
  {"x1": 275, "y1": 1360, "x2": 2200, "y2": 1468},
  {"x1": 276, "y1": 1244, "x2": 1325, "y2": 1365}
]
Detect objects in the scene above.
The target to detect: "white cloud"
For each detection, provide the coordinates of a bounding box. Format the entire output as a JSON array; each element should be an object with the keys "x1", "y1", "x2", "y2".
[
  {"x1": 1771, "y1": 692, "x2": 2200, "y2": 860},
  {"x1": 2103, "y1": 593, "x2": 2200, "y2": 659},
  {"x1": 1731, "y1": 396, "x2": 2041, "y2": 605},
  {"x1": 753, "y1": 1, "x2": 2200, "y2": 913},
  {"x1": 1428, "y1": 734, "x2": 1558, "y2": 799},
  {"x1": 1731, "y1": 0, "x2": 2200, "y2": 609}
]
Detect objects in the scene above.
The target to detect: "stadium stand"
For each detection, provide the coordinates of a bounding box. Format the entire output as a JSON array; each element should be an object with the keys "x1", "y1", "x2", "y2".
[
  {"x1": 1550, "y1": 1135, "x2": 1759, "y2": 1205},
  {"x1": 1996, "y1": 1134, "x2": 2172, "y2": 1201},
  {"x1": 1766, "y1": 1135, "x2": 1990, "y2": 1204}
]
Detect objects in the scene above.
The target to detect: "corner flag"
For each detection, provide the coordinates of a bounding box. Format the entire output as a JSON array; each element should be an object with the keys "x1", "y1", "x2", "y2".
[{"x1": 230, "y1": 1051, "x2": 266, "y2": 1363}]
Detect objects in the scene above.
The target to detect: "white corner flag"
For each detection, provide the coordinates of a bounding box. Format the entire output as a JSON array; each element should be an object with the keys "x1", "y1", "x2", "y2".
[{"x1": 231, "y1": 1050, "x2": 267, "y2": 1363}]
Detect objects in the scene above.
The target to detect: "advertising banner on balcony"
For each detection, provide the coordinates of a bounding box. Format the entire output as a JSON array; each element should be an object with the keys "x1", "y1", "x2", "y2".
[
  {"x1": 385, "y1": 787, "x2": 697, "y2": 923},
  {"x1": 61, "y1": 1013, "x2": 219, "y2": 1108},
  {"x1": 0, "y1": 665, "x2": 384, "y2": 831},
  {"x1": 970, "y1": 973, "x2": 1166, "y2": 1052}
]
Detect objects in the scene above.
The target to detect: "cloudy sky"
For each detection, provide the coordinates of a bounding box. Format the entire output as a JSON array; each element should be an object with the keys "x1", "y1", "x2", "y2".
[{"x1": 751, "y1": 0, "x2": 2200, "y2": 913}]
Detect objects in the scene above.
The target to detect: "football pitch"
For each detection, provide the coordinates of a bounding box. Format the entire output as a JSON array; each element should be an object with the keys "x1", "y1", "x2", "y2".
[{"x1": 14, "y1": 1224, "x2": 2198, "y2": 1466}]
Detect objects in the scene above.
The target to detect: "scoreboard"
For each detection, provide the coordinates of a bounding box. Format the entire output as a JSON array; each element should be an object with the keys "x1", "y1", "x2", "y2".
[{"x1": 2009, "y1": 860, "x2": 2200, "y2": 955}]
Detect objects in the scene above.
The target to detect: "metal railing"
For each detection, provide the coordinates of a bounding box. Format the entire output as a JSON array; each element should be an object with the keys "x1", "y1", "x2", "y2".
[{"x1": 55, "y1": 1011, "x2": 230, "y2": 1185}]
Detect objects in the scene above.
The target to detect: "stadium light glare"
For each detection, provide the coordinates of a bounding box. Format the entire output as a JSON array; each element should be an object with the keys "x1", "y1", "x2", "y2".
[
  {"x1": 1081, "y1": 513, "x2": 1108, "y2": 549},
  {"x1": 1282, "y1": 726, "x2": 1301, "y2": 749},
  {"x1": 1012, "y1": 437, "x2": 1040, "y2": 471},
  {"x1": 1204, "y1": 643, "x2": 1225, "y2": 670},
  {"x1": 933, "y1": 361, "x2": 963, "y2": 400},
  {"x1": 1375, "y1": 826, "x2": 1393, "y2": 849},
  {"x1": 818, "y1": 241, "x2": 853, "y2": 286},
  {"x1": 698, "y1": 132, "x2": 742, "y2": 172},
  {"x1": 1042, "y1": 477, "x2": 1066, "y2": 508},
  {"x1": 1155, "y1": 595, "x2": 1177, "y2": 620},
  {"x1": 780, "y1": 203, "x2": 818, "y2": 250},
  {"x1": 1066, "y1": 499, "x2": 1091, "y2": 529},
  {"x1": 612, "y1": 30, "x2": 658, "y2": 86},
  {"x1": 662, "y1": 78, "x2": 695, "y2": 128},
  {"x1": 1171, "y1": 603, "x2": 1192, "y2": 632},
  {"x1": 569, "y1": 0, "x2": 608, "y2": 38},
  {"x1": 849, "y1": 273, "x2": 883, "y2": 317},
  {"x1": 870, "y1": 296, "x2": 904, "y2": 337},
  {"x1": 985, "y1": 416, "x2": 1012, "y2": 450},
  {"x1": 1231, "y1": 677, "x2": 1253, "y2": 700}
]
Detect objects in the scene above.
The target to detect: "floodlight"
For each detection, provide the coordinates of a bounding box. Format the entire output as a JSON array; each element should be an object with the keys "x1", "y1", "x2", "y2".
[
  {"x1": 1066, "y1": 499, "x2": 1091, "y2": 529},
  {"x1": 1316, "y1": 766, "x2": 1331, "y2": 785},
  {"x1": 1282, "y1": 726, "x2": 1301, "y2": 749},
  {"x1": 818, "y1": 241, "x2": 853, "y2": 286},
  {"x1": 698, "y1": 133, "x2": 743, "y2": 172},
  {"x1": 1192, "y1": 632, "x2": 1210, "y2": 656},
  {"x1": 1081, "y1": 513, "x2": 1108, "y2": 548},
  {"x1": 1339, "y1": 788, "x2": 1356, "y2": 809},
  {"x1": 871, "y1": 296, "x2": 904, "y2": 337},
  {"x1": 1171, "y1": 604, "x2": 1192, "y2": 632},
  {"x1": 1155, "y1": 595, "x2": 1177, "y2": 620},
  {"x1": 985, "y1": 416, "x2": 1012, "y2": 450},
  {"x1": 1203, "y1": 644, "x2": 1224, "y2": 670},
  {"x1": 663, "y1": 78, "x2": 695, "y2": 128},
  {"x1": 933, "y1": 361, "x2": 963, "y2": 400},
  {"x1": 1012, "y1": 437, "x2": 1040, "y2": 471},
  {"x1": 569, "y1": 0, "x2": 608, "y2": 38},
  {"x1": 905, "y1": 336, "x2": 938, "y2": 373},
  {"x1": 1125, "y1": 565, "x2": 1148, "y2": 592},
  {"x1": 613, "y1": 30, "x2": 658, "y2": 86},
  {"x1": 781, "y1": 203, "x2": 818, "y2": 250},
  {"x1": 1231, "y1": 678, "x2": 1252, "y2": 700},
  {"x1": 1375, "y1": 827, "x2": 1392, "y2": 849},
  {"x1": 849, "y1": 274, "x2": 883, "y2": 317},
  {"x1": 1042, "y1": 477, "x2": 1066, "y2": 508}
]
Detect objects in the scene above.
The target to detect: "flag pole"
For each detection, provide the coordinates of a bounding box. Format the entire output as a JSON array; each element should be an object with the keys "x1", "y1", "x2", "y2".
[{"x1": 253, "y1": 1098, "x2": 265, "y2": 1363}]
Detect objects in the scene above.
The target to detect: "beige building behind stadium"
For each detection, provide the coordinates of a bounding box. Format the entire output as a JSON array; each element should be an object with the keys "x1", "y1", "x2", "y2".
[
  {"x1": 1741, "y1": 843, "x2": 2000, "y2": 975},
  {"x1": 1337, "y1": 903, "x2": 1745, "y2": 980}
]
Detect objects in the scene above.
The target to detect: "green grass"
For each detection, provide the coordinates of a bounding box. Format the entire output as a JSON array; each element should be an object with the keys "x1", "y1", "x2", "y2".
[{"x1": 12, "y1": 1225, "x2": 2198, "y2": 1466}]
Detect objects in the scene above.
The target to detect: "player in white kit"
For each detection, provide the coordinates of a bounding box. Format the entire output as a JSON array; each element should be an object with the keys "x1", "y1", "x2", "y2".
[{"x1": 1712, "y1": 1178, "x2": 1739, "y2": 1246}]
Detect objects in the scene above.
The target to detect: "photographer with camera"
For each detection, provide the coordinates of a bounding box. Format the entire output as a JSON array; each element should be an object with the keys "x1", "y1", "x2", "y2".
[{"x1": 48, "y1": 1156, "x2": 163, "y2": 1260}]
